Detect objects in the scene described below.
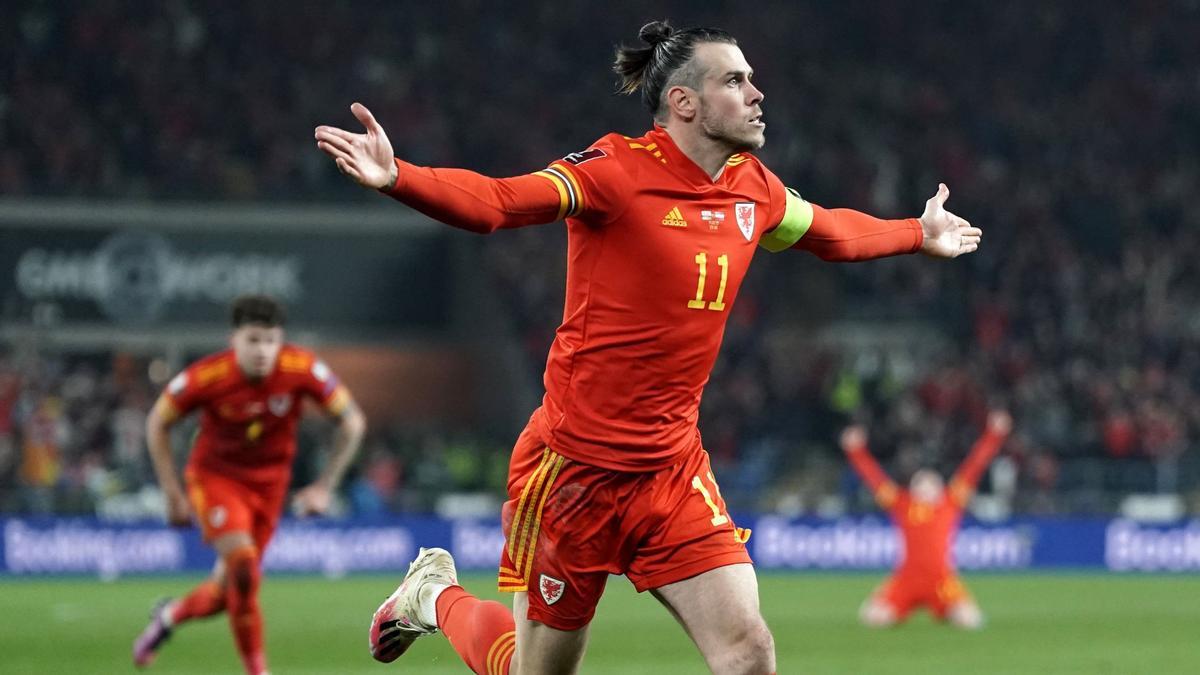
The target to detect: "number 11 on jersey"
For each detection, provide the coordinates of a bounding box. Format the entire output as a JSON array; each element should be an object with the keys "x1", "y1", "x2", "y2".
[{"x1": 687, "y1": 252, "x2": 728, "y2": 311}]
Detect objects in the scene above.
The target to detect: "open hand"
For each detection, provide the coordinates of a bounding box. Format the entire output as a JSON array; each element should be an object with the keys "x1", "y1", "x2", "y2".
[
  {"x1": 840, "y1": 426, "x2": 868, "y2": 453},
  {"x1": 291, "y1": 483, "x2": 333, "y2": 517},
  {"x1": 314, "y1": 103, "x2": 397, "y2": 189},
  {"x1": 987, "y1": 410, "x2": 1013, "y2": 436},
  {"x1": 919, "y1": 184, "x2": 981, "y2": 258},
  {"x1": 165, "y1": 490, "x2": 192, "y2": 527}
]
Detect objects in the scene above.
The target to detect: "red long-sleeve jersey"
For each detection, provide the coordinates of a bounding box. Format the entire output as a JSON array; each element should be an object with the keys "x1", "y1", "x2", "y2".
[
  {"x1": 846, "y1": 429, "x2": 1008, "y2": 576},
  {"x1": 387, "y1": 126, "x2": 923, "y2": 471},
  {"x1": 156, "y1": 346, "x2": 350, "y2": 486}
]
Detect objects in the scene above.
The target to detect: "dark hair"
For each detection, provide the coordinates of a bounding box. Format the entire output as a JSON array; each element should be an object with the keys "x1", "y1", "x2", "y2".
[
  {"x1": 230, "y1": 294, "x2": 286, "y2": 328},
  {"x1": 613, "y1": 20, "x2": 737, "y2": 118}
]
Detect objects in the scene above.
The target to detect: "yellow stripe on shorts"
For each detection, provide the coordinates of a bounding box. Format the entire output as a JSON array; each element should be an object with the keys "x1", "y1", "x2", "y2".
[{"x1": 498, "y1": 448, "x2": 564, "y2": 592}]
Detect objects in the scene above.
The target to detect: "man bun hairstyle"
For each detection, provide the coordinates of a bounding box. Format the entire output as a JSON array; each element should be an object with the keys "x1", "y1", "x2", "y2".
[
  {"x1": 638, "y1": 19, "x2": 674, "y2": 46},
  {"x1": 231, "y1": 294, "x2": 286, "y2": 328},
  {"x1": 613, "y1": 20, "x2": 737, "y2": 119}
]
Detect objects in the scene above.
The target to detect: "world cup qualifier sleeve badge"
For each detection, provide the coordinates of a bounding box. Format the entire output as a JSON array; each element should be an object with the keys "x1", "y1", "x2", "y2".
[{"x1": 735, "y1": 202, "x2": 755, "y2": 241}]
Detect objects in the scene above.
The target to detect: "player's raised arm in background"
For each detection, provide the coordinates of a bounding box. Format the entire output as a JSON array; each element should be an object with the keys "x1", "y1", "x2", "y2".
[
  {"x1": 948, "y1": 410, "x2": 1013, "y2": 507},
  {"x1": 760, "y1": 182, "x2": 982, "y2": 261},
  {"x1": 840, "y1": 426, "x2": 901, "y2": 509},
  {"x1": 315, "y1": 103, "x2": 630, "y2": 233},
  {"x1": 291, "y1": 373, "x2": 367, "y2": 517},
  {"x1": 145, "y1": 380, "x2": 195, "y2": 527}
]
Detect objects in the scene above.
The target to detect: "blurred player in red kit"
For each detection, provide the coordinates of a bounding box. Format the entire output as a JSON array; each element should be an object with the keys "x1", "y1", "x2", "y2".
[
  {"x1": 317, "y1": 19, "x2": 982, "y2": 675},
  {"x1": 132, "y1": 295, "x2": 366, "y2": 674},
  {"x1": 840, "y1": 410, "x2": 1013, "y2": 630}
]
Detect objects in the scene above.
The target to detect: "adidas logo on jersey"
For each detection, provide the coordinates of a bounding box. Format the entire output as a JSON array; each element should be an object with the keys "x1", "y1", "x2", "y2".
[{"x1": 661, "y1": 206, "x2": 688, "y2": 228}]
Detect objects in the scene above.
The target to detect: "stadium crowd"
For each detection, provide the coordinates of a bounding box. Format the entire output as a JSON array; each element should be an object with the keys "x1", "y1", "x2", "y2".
[{"x1": 1, "y1": 2, "x2": 1197, "y2": 515}]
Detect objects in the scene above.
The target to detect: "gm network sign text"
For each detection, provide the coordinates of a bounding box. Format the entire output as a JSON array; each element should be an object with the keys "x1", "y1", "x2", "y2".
[{"x1": 16, "y1": 231, "x2": 301, "y2": 323}]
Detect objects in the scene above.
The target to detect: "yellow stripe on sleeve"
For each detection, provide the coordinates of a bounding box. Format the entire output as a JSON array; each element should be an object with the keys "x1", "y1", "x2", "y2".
[
  {"x1": 533, "y1": 171, "x2": 570, "y2": 220},
  {"x1": 550, "y1": 162, "x2": 586, "y2": 216}
]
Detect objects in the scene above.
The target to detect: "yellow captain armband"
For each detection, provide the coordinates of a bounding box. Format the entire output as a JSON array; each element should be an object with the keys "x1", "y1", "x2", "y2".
[{"x1": 758, "y1": 187, "x2": 814, "y2": 253}]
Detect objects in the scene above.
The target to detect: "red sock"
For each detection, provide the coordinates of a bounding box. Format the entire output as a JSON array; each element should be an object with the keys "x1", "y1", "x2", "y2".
[
  {"x1": 224, "y1": 547, "x2": 268, "y2": 675},
  {"x1": 436, "y1": 586, "x2": 516, "y2": 675},
  {"x1": 170, "y1": 579, "x2": 227, "y2": 625}
]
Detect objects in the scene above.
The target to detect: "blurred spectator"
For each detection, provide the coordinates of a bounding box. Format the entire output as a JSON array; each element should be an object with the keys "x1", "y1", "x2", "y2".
[
  {"x1": 1, "y1": 2, "x2": 1198, "y2": 515},
  {"x1": 18, "y1": 395, "x2": 67, "y2": 513}
]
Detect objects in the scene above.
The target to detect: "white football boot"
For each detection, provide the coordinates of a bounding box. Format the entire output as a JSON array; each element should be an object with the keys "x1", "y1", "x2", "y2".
[{"x1": 368, "y1": 547, "x2": 458, "y2": 662}]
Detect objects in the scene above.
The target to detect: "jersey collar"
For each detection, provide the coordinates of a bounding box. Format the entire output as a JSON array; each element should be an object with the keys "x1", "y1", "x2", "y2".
[
  {"x1": 231, "y1": 351, "x2": 279, "y2": 388},
  {"x1": 647, "y1": 125, "x2": 727, "y2": 186}
]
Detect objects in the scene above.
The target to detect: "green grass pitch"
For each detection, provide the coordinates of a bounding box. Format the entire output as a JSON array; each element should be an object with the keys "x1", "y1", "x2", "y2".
[{"x1": 2, "y1": 573, "x2": 1195, "y2": 674}]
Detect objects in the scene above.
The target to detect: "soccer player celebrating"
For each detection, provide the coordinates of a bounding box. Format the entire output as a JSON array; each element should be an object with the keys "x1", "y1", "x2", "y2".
[
  {"x1": 132, "y1": 295, "x2": 366, "y2": 674},
  {"x1": 316, "y1": 20, "x2": 981, "y2": 675},
  {"x1": 840, "y1": 410, "x2": 1013, "y2": 630}
]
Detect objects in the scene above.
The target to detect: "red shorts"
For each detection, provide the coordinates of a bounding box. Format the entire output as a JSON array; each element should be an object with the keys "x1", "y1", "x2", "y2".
[
  {"x1": 873, "y1": 572, "x2": 971, "y2": 621},
  {"x1": 184, "y1": 468, "x2": 288, "y2": 552},
  {"x1": 496, "y1": 423, "x2": 752, "y2": 631}
]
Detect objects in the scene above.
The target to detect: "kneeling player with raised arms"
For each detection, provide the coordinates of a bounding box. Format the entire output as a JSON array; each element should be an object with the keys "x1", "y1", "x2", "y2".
[
  {"x1": 840, "y1": 410, "x2": 1012, "y2": 630},
  {"x1": 132, "y1": 295, "x2": 366, "y2": 674},
  {"x1": 317, "y1": 19, "x2": 981, "y2": 675}
]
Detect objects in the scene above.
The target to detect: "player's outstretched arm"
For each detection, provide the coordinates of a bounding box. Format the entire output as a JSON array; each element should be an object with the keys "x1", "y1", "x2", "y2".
[
  {"x1": 949, "y1": 410, "x2": 1012, "y2": 506},
  {"x1": 292, "y1": 399, "x2": 367, "y2": 517},
  {"x1": 840, "y1": 426, "x2": 900, "y2": 508},
  {"x1": 145, "y1": 398, "x2": 192, "y2": 527},
  {"x1": 763, "y1": 183, "x2": 981, "y2": 261},
  {"x1": 315, "y1": 103, "x2": 570, "y2": 233}
]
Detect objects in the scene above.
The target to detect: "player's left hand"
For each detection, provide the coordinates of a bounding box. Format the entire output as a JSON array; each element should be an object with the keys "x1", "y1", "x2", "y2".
[
  {"x1": 918, "y1": 184, "x2": 982, "y2": 258},
  {"x1": 291, "y1": 483, "x2": 333, "y2": 517}
]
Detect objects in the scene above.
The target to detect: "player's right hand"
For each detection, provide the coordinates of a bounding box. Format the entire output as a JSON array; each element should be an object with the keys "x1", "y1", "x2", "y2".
[
  {"x1": 165, "y1": 490, "x2": 193, "y2": 527},
  {"x1": 314, "y1": 102, "x2": 398, "y2": 190},
  {"x1": 840, "y1": 426, "x2": 867, "y2": 453}
]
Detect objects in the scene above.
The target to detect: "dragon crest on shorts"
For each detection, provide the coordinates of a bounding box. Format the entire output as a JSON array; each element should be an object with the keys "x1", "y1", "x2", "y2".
[{"x1": 539, "y1": 574, "x2": 566, "y2": 605}]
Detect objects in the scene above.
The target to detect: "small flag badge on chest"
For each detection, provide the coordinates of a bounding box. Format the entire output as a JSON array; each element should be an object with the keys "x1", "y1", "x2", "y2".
[
  {"x1": 735, "y1": 202, "x2": 755, "y2": 240},
  {"x1": 700, "y1": 210, "x2": 726, "y2": 231}
]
